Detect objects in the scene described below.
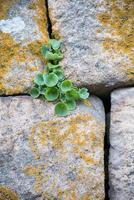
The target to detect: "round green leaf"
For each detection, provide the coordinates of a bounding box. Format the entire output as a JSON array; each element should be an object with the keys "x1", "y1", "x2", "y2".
[
  {"x1": 47, "y1": 63, "x2": 60, "y2": 70},
  {"x1": 66, "y1": 100, "x2": 76, "y2": 111},
  {"x1": 44, "y1": 87, "x2": 59, "y2": 101},
  {"x1": 30, "y1": 87, "x2": 40, "y2": 98},
  {"x1": 34, "y1": 73, "x2": 44, "y2": 86},
  {"x1": 43, "y1": 73, "x2": 59, "y2": 87},
  {"x1": 60, "y1": 80, "x2": 72, "y2": 92},
  {"x1": 54, "y1": 69, "x2": 64, "y2": 81},
  {"x1": 60, "y1": 93, "x2": 66, "y2": 102},
  {"x1": 55, "y1": 102, "x2": 69, "y2": 117},
  {"x1": 66, "y1": 89, "x2": 80, "y2": 100},
  {"x1": 49, "y1": 39, "x2": 61, "y2": 50},
  {"x1": 73, "y1": 86, "x2": 79, "y2": 91},
  {"x1": 79, "y1": 88, "x2": 89, "y2": 99},
  {"x1": 45, "y1": 51, "x2": 63, "y2": 61},
  {"x1": 39, "y1": 86, "x2": 46, "y2": 95},
  {"x1": 41, "y1": 45, "x2": 49, "y2": 56},
  {"x1": 57, "y1": 82, "x2": 62, "y2": 88}
]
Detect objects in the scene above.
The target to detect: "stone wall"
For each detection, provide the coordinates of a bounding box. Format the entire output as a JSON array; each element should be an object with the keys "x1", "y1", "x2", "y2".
[{"x1": 0, "y1": 0, "x2": 134, "y2": 200}]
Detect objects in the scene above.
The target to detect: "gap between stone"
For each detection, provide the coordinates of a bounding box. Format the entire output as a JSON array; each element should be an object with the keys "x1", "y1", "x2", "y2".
[
  {"x1": 102, "y1": 95, "x2": 111, "y2": 200},
  {"x1": 45, "y1": 0, "x2": 52, "y2": 38},
  {"x1": 0, "y1": 1, "x2": 113, "y2": 198},
  {"x1": 44, "y1": 0, "x2": 112, "y2": 198}
]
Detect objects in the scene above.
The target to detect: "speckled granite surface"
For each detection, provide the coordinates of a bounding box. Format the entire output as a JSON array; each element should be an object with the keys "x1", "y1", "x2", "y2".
[{"x1": 0, "y1": 96, "x2": 105, "y2": 199}]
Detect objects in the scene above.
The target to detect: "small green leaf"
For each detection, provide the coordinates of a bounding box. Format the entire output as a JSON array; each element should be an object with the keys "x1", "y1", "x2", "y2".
[
  {"x1": 79, "y1": 88, "x2": 89, "y2": 99},
  {"x1": 41, "y1": 45, "x2": 49, "y2": 56},
  {"x1": 60, "y1": 93, "x2": 66, "y2": 102},
  {"x1": 57, "y1": 81, "x2": 62, "y2": 88},
  {"x1": 60, "y1": 80, "x2": 72, "y2": 92},
  {"x1": 73, "y1": 86, "x2": 79, "y2": 91},
  {"x1": 39, "y1": 86, "x2": 46, "y2": 95},
  {"x1": 49, "y1": 39, "x2": 61, "y2": 50},
  {"x1": 30, "y1": 87, "x2": 40, "y2": 98},
  {"x1": 45, "y1": 51, "x2": 63, "y2": 61},
  {"x1": 43, "y1": 73, "x2": 59, "y2": 87},
  {"x1": 66, "y1": 100, "x2": 76, "y2": 111},
  {"x1": 66, "y1": 89, "x2": 80, "y2": 100},
  {"x1": 44, "y1": 87, "x2": 59, "y2": 101},
  {"x1": 55, "y1": 102, "x2": 69, "y2": 117},
  {"x1": 34, "y1": 73, "x2": 44, "y2": 86},
  {"x1": 47, "y1": 63, "x2": 60, "y2": 70},
  {"x1": 54, "y1": 69, "x2": 64, "y2": 81}
]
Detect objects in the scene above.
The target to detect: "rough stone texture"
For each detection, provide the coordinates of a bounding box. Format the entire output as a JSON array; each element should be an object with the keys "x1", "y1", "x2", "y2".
[
  {"x1": 48, "y1": 0, "x2": 134, "y2": 95},
  {"x1": 109, "y1": 88, "x2": 134, "y2": 200},
  {"x1": 0, "y1": 0, "x2": 48, "y2": 95},
  {"x1": 0, "y1": 96, "x2": 105, "y2": 200}
]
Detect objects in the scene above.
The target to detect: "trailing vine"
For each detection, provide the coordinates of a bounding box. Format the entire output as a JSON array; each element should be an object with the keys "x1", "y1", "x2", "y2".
[{"x1": 30, "y1": 39, "x2": 89, "y2": 116}]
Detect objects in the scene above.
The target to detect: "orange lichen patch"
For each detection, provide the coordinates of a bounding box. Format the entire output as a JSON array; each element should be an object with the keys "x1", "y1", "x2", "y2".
[
  {"x1": 0, "y1": 33, "x2": 19, "y2": 93},
  {"x1": 0, "y1": 185, "x2": 20, "y2": 200},
  {"x1": 74, "y1": 146, "x2": 98, "y2": 165},
  {"x1": 25, "y1": 114, "x2": 104, "y2": 198},
  {"x1": 29, "y1": 0, "x2": 48, "y2": 43},
  {"x1": 82, "y1": 194, "x2": 91, "y2": 200},
  {"x1": 27, "y1": 40, "x2": 47, "y2": 63},
  {"x1": 64, "y1": 191, "x2": 77, "y2": 200},
  {"x1": 97, "y1": 13, "x2": 111, "y2": 25},
  {"x1": 72, "y1": 132, "x2": 87, "y2": 146},
  {"x1": 90, "y1": 132, "x2": 97, "y2": 141},
  {"x1": 0, "y1": 0, "x2": 48, "y2": 94},
  {"x1": 0, "y1": 33, "x2": 44, "y2": 94},
  {"x1": 97, "y1": 0, "x2": 134, "y2": 66},
  {"x1": 24, "y1": 165, "x2": 44, "y2": 193},
  {"x1": 24, "y1": 166, "x2": 38, "y2": 176},
  {"x1": 48, "y1": 7, "x2": 62, "y2": 39},
  {"x1": 29, "y1": 114, "x2": 94, "y2": 160},
  {"x1": 4, "y1": 87, "x2": 24, "y2": 96},
  {"x1": 79, "y1": 152, "x2": 98, "y2": 165},
  {"x1": 0, "y1": 35, "x2": 47, "y2": 94},
  {"x1": 126, "y1": 68, "x2": 134, "y2": 78},
  {"x1": 83, "y1": 99, "x2": 92, "y2": 107},
  {"x1": 0, "y1": 0, "x2": 17, "y2": 20},
  {"x1": 14, "y1": 40, "x2": 45, "y2": 64}
]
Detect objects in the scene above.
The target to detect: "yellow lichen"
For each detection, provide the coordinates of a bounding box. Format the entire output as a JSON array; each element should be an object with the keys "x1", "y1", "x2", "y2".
[
  {"x1": 0, "y1": 0, "x2": 17, "y2": 20},
  {"x1": 83, "y1": 99, "x2": 92, "y2": 107},
  {"x1": 0, "y1": 33, "x2": 20, "y2": 93},
  {"x1": 29, "y1": 0, "x2": 48, "y2": 43},
  {"x1": 0, "y1": 34, "x2": 44, "y2": 95},
  {"x1": 126, "y1": 68, "x2": 134, "y2": 78},
  {"x1": 25, "y1": 114, "x2": 104, "y2": 198},
  {"x1": 90, "y1": 132, "x2": 97, "y2": 142},
  {"x1": 97, "y1": 0, "x2": 134, "y2": 68},
  {"x1": 0, "y1": 185, "x2": 19, "y2": 200},
  {"x1": 0, "y1": 0, "x2": 49, "y2": 94},
  {"x1": 24, "y1": 165, "x2": 43, "y2": 193},
  {"x1": 29, "y1": 114, "x2": 94, "y2": 160},
  {"x1": 48, "y1": 7, "x2": 62, "y2": 39}
]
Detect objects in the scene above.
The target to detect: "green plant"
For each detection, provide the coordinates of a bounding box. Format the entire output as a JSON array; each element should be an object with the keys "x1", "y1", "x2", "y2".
[{"x1": 30, "y1": 39, "x2": 90, "y2": 117}]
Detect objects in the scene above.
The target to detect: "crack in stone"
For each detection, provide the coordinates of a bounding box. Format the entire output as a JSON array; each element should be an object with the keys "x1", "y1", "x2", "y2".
[
  {"x1": 45, "y1": 0, "x2": 52, "y2": 38},
  {"x1": 2, "y1": 1, "x2": 134, "y2": 199},
  {"x1": 103, "y1": 96, "x2": 111, "y2": 200}
]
